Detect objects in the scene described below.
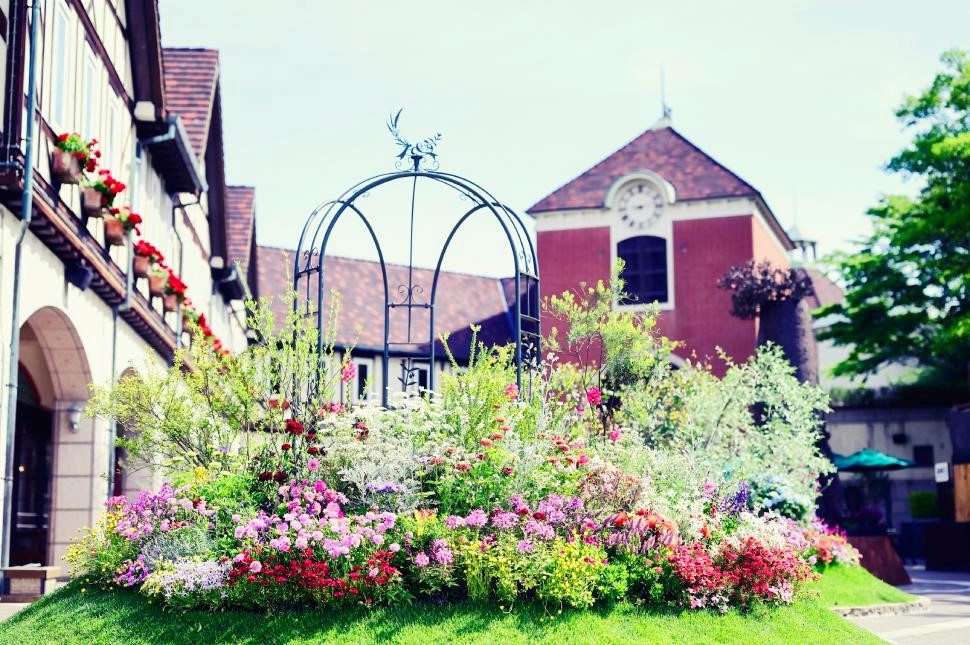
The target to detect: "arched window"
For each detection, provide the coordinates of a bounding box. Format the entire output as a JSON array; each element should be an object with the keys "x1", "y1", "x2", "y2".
[{"x1": 617, "y1": 235, "x2": 668, "y2": 304}]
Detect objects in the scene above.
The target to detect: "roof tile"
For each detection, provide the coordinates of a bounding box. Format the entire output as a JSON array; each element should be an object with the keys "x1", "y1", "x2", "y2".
[
  {"x1": 528, "y1": 126, "x2": 759, "y2": 213},
  {"x1": 161, "y1": 48, "x2": 219, "y2": 159},
  {"x1": 256, "y1": 246, "x2": 514, "y2": 360}
]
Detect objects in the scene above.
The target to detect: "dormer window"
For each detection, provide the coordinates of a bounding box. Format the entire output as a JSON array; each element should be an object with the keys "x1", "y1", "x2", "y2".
[{"x1": 617, "y1": 235, "x2": 668, "y2": 304}]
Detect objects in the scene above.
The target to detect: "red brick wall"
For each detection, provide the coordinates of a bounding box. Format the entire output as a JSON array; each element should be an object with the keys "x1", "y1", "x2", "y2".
[
  {"x1": 538, "y1": 216, "x2": 763, "y2": 376},
  {"x1": 663, "y1": 215, "x2": 757, "y2": 374},
  {"x1": 538, "y1": 226, "x2": 612, "y2": 341}
]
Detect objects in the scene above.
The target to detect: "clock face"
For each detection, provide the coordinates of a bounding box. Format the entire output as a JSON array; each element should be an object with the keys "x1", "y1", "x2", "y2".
[{"x1": 617, "y1": 182, "x2": 664, "y2": 229}]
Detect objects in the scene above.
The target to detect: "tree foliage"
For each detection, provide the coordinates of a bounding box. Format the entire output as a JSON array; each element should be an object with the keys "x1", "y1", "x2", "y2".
[{"x1": 817, "y1": 49, "x2": 970, "y2": 379}]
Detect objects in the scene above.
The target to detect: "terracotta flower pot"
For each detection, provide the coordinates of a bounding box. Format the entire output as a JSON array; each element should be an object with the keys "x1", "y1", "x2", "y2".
[
  {"x1": 162, "y1": 293, "x2": 178, "y2": 312},
  {"x1": 81, "y1": 187, "x2": 105, "y2": 218},
  {"x1": 103, "y1": 216, "x2": 127, "y2": 246},
  {"x1": 51, "y1": 150, "x2": 81, "y2": 184},
  {"x1": 148, "y1": 273, "x2": 167, "y2": 297},
  {"x1": 132, "y1": 254, "x2": 152, "y2": 279}
]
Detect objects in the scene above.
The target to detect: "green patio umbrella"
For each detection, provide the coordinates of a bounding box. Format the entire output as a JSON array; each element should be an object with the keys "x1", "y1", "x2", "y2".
[{"x1": 832, "y1": 449, "x2": 915, "y2": 472}]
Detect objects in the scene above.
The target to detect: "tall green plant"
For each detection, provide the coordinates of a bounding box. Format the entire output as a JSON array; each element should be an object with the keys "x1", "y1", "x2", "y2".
[{"x1": 87, "y1": 291, "x2": 348, "y2": 475}]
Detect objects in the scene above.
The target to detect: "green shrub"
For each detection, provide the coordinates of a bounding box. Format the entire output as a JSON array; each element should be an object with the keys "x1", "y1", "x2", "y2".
[{"x1": 909, "y1": 491, "x2": 938, "y2": 519}]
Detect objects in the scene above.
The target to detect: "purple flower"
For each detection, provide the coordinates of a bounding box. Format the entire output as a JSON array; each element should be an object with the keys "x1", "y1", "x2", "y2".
[
  {"x1": 465, "y1": 509, "x2": 488, "y2": 528},
  {"x1": 445, "y1": 515, "x2": 466, "y2": 529},
  {"x1": 491, "y1": 511, "x2": 519, "y2": 529},
  {"x1": 414, "y1": 552, "x2": 430, "y2": 568},
  {"x1": 517, "y1": 539, "x2": 533, "y2": 553}
]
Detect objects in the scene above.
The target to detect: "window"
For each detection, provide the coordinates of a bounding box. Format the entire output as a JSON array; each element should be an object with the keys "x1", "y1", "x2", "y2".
[
  {"x1": 416, "y1": 367, "x2": 429, "y2": 391},
  {"x1": 82, "y1": 52, "x2": 98, "y2": 139},
  {"x1": 913, "y1": 445, "x2": 935, "y2": 468},
  {"x1": 51, "y1": 6, "x2": 70, "y2": 128},
  {"x1": 105, "y1": 98, "x2": 119, "y2": 170},
  {"x1": 617, "y1": 235, "x2": 668, "y2": 304}
]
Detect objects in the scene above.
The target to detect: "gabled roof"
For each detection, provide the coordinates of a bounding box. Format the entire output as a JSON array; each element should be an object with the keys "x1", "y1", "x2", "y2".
[
  {"x1": 161, "y1": 48, "x2": 220, "y2": 159},
  {"x1": 528, "y1": 125, "x2": 759, "y2": 213},
  {"x1": 255, "y1": 246, "x2": 515, "y2": 360},
  {"x1": 226, "y1": 186, "x2": 257, "y2": 291},
  {"x1": 804, "y1": 267, "x2": 844, "y2": 309}
]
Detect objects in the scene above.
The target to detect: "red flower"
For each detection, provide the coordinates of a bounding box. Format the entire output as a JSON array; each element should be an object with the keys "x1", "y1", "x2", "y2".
[
  {"x1": 533, "y1": 511, "x2": 547, "y2": 521},
  {"x1": 614, "y1": 512, "x2": 629, "y2": 528},
  {"x1": 286, "y1": 419, "x2": 304, "y2": 435},
  {"x1": 307, "y1": 446, "x2": 320, "y2": 455},
  {"x1": 281, "y1": 443, "x2": 292, "y2": 451},
  {"x1": 502, "y1": 466, "x2": 515, "y2": 476}
]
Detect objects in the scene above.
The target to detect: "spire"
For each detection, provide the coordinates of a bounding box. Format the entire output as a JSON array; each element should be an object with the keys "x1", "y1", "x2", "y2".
[{"x1": 653, "y1": 65, "x2": 672, "y2": 129}]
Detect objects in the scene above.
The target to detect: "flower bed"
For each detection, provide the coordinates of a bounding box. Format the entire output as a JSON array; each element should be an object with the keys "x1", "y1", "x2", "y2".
[{"x1": 76, "y1": 277, "x2": 861, "y2": 615}]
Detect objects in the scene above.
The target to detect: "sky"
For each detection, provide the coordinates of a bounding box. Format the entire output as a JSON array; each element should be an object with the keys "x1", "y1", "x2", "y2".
[{"x1": 159, "y1": 1, "x2": 969, "y2": 277}]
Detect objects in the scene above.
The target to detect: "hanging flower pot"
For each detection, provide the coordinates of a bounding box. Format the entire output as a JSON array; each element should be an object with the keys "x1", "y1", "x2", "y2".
[
  {"x1": 132, "y1": 240, "x2": 162, "y2": 279},
  {"x1": 50, "y1": 150, "x2": 81, "y2": 185},
  {"x1": 164, "y1": 269, "x2": 188, "y2": 313},
  {"x1": 103, "y1": 215, "x2": 127, "y2": 246},
  {"x1": 132, "y1": 254, "x2": 152, "y2": 278},
  {"x1": 52, "y1": 133, "x2": 98, "y2": 184},
  {"x1": 148, "y1": 269, "x2": 167, "y2": 297},
  {"x1": 162, "y1": 293, "x2": 178, "y2": 312},
  {"x1": 80, "y1": 169, "x2": 124, "y2": 218},
  {"x1": 81, "y1": 186, "x2": 105, "y2": 218}
]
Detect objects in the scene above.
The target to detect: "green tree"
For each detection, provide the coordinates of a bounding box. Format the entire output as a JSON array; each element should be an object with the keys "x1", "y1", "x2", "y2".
[{"x1": 817, "y1": 49, "x2": 970, "y2": 381}]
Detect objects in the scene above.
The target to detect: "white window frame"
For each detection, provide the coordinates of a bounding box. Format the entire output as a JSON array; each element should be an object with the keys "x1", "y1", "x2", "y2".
[
  {"x1": 82, "y1": 50, "x2": 99, "y2": 140},
  {"x1": 50, "y1": 4, "x2": 71, "y2": 130},
  {"x1": 348, "y1": 357, "x2": 374, "y2": 403}
]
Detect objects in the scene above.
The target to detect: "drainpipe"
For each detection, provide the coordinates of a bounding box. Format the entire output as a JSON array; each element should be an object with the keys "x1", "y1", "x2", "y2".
[{"x1": 2, "y1": 0, "x2": 42, "y2": 568}]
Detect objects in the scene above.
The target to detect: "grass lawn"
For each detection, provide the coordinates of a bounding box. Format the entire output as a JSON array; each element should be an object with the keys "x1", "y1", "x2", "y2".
[
  {"x1": 811, "y1": 564, "x2": 917, "y2": 609},
  {"x1": 0, "y1": 567, "x2": 898, "y2": 645}
]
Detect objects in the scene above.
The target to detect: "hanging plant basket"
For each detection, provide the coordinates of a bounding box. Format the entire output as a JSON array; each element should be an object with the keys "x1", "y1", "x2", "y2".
[
  {"x1": 148, "y1": 273, "x2": 167, "y2": 297},
  {"x1": 103, "y1": 216, "x2": 127, "y2": 246},
  {"x1": 51, "y1": 151, "x2": 81, "y2": 184},
  {"x1": 162, "y1": 293, "x2": 178, "y2": 312},
  {"x1": 132, "y1": 254, "x2": 152, "y2": 278},
  {"x1": 81, "y1": 187, "x2": 105, "y2": 218}
]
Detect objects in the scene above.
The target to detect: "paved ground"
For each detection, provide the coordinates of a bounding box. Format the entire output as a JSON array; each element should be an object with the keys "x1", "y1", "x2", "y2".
[{"x1": 850, "y1": 566, "x2": 970, "y2": 644}]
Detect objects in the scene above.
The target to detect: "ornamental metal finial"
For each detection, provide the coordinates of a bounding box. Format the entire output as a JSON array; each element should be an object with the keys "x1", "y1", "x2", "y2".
[{"x1": 387, "y1": 108, "x2": 442, "y2": 171}]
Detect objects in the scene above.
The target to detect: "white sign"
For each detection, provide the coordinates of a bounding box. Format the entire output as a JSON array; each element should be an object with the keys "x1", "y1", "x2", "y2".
[{"x1": 935, "y1": 462, "x2": 950, "y2": 483}]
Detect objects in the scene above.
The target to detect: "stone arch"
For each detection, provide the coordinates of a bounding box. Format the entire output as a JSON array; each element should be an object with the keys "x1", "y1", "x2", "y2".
[{"x1": 14, "y1": 306, "x2": 97, "y2": 566}]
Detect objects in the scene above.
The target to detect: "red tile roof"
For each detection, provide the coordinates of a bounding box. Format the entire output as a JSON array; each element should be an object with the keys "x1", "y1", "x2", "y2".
[
  {"x1": 161, "y1": 48, "x2": 220, "y2": 159},
  {"x1": 226, "y1": 185, "x2": 256, "y2": 278},
  {"x1": 256, "y1": 245, "x2": 514, "y2": 359},
  {"x1": 804, "y1": 267, "x2": 844, "y2": 309},
  {"x1": 528, "y1": 126, "x2": 759, "y2": 213}
]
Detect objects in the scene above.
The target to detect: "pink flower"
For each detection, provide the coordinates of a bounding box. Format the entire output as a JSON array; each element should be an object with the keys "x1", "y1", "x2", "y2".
[
  {"x1": 249, "y1": 560, "x2": 262, "y2": 573},
  {"x1": 504, "y1": 383, "x2": 519, "y2": 400},
  {"x1": 608, "y1": 428, "x2": 621, "y2": 442},
  {"x1": 577, "y1": 454, "x2": 589, "y2": 466},
  {"x1": 414, "y1": 552, "x2": 430, "y2": 568},
  {"x1": 517, "y1": 539, "x2": 533, "y2": 553},
  {"x1": 341, "y1": 360, "x2": 356, "y2": 383},
  {"x1": 389, "y1": 543, "x2": 401, "y2": 553},
  {"x1": 307, "y1": 458, "x2": 320, "y2": 473},
  {"x1": 465, "y1": 509, "x2": 488, "y2": 528},
  {"x1": 586, "y1": 386, "x2": 602, "y2": 406}
]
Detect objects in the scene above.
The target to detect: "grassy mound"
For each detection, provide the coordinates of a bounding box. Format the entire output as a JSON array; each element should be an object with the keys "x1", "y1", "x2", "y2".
[
  {"x1": 811, "y1": 564, "x2": 917, "y2": 608},
  {"x1": 0, "y1": 568, "x2": 897, "y2": 645}
]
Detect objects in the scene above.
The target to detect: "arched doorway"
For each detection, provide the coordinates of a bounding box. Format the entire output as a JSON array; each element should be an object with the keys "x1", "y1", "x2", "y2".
[
  {"x1": 10, "y1": 362, "x2": 52, "y2": 565},
  {"x1": 11, "y1": 307, "x2": 92, "y2": 566}
]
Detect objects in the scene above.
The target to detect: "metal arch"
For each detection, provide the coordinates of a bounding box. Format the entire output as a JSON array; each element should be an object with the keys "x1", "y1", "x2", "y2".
[
  {"x1": 293, "y1": 163, "x2": 540, "y2": 406},
  {"x1": 292, "y1": 198, "x2": 392, "y2": 398}
]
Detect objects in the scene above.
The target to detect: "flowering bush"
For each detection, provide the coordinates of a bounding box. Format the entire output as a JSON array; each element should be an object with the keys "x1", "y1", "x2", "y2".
[
  {"x1": 76, "y1": 279, "x2": 855, "y2": 615},
  {"x1": 802, "y1": 518, "x2": 862, "y2": 568}
]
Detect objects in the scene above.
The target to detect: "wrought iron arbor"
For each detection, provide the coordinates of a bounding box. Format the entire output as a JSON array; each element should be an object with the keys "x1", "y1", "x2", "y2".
[{"x1": 293, "y1": 113, "x2": 539, "y2": 406}]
